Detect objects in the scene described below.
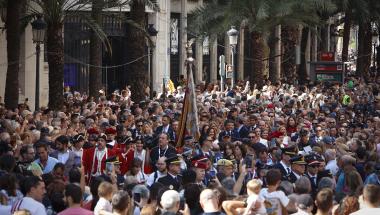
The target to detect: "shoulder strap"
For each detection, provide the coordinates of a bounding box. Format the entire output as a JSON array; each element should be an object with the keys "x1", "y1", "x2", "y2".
[
  {"x1": 153, "y1": 171, "x2": 158, "y2": 182},
  {"x1": 11, "y1": 199, "x2": 23, "y2": 214}
]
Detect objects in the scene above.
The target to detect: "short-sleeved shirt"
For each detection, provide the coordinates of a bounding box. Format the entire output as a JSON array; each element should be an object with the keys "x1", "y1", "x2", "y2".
[
  {"x1": 34, "y1": 157, "x2": 59, "y2": 174},
  {"x1": 259, "y1": 188, "x2": 289, "y2": 215},
  {"x1": 57, "y1": 207, "x2": 94, "y2": 215},
  {"x1": 11, "y1": 197, "x2": 47, "y2": 215},
  {"x1": 94, "y1": 197, "x2": 112, "y2": 215}
]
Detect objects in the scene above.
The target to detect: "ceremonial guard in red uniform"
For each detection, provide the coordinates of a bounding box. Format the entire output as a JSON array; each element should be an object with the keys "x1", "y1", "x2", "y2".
[{"x1": 82, "y1": 133, "x2": 116, "y2": 183}]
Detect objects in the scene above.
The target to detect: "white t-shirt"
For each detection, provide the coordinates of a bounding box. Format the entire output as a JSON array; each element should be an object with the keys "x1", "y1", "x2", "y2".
[
  {"x1": 146, "y1": 171, "x2": 166, "y2": 187},
  {"x1": 350, "y1": 208, "x2": 380, "y2": 215},
  {"x1": 94, "y1": 197, "x2": 112, "y2": 215},
  {"x1": 259, "y1": 189, "x2": 289, "y2": 215},
  {"x1": 11, "y1": 197, "x2": 47, "y2": 215},
  {"x1": 244, "y1": 193, "x2": 267, "y2": 215},
  {"x1": 0, "y1": 205, "x2": 11, "y2": 215}
]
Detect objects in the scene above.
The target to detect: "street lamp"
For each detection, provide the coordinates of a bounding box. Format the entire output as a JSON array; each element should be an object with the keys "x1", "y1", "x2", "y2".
[
  {"x1": 31, "y1": 16, "x2": 46, "y2": 111},
  {"x1": 227, "y1": 26, "x2": 238, "y2": 88},
  {"x1": 147, "y1": 24, "x2": 158, "y2": 99}
]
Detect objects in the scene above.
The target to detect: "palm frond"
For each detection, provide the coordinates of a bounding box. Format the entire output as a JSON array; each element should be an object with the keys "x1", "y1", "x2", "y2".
[{"x1": 80, "y1": 14, "x2": 112, "y2": 55}]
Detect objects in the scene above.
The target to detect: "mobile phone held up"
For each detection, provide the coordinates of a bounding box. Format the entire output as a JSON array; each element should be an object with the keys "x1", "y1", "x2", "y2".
[
  {"x1": 209, "y1": 170, "x2": 216, "y2": 178},
  {"x1": 134, "y1": 193, "x2": 141, "y2": 203},
  {"x1": 106, "y1": 162, "x2": 114, "y2": 174}
]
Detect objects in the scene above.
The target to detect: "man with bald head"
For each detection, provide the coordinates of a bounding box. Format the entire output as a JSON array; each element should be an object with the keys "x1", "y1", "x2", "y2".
[
  {"x1": 146, "y1": 156, "x2": 167, "y2": 186},
  {"x1": 199, "y1": 189, "x2": 225, "y2": 215}
]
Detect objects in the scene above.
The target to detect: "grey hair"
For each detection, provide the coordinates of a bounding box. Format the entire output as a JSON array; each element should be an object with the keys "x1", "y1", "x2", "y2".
[
  {"x1": 295, "y1": 176, "x2": 311, "y2": 194},
  {"x1": 221, "y1": 177, "x2": 235, "y2": 195},
  {"x1": 160, "y1": 190, "x2": 180, "y2": 210},
  {"x1": 132, "y1": 184, "x2": 150, "y2": 199},
  {"x1": 280, "y1": 180, "x2": 294, "y2": 195},
  {"x1": 296, "y1": 194, "x2": 314, "y2": 210},
  {"x1": 324, "y1": 149, "x2": 336, "y2": 161},
  {"x1": 318, "y1": 177, "x2": 336, "y2": 191}
]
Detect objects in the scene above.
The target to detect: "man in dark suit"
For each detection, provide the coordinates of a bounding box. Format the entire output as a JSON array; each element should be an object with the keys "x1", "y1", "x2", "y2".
[
  {"x1": 272, "y1": 145, "x2": 298, "y2": 181},
  {"x1": 236, "y1": 117, "x2": 249, "y2": 139},
  {"x1": 288, "y1": 155, "x2": 307, "y2": 183},
  {"x1": 50, "y1": 135, "x2": 79, "y2": 176},
  {"x1": 305, "y1": 154, "x2": 320, "y2": 196},
  {"x1": 154, "y1": 115, "x2": 175, "y2": 141},
  {"x1": 150, "y1": 133, "x2": 177, "y2": 171},
  {"x1": 218, "y1": 119, "x2": 240, "y2": 141},
  {"x1": 158, "y1": 155, "x2": 182, "y2": 191}
]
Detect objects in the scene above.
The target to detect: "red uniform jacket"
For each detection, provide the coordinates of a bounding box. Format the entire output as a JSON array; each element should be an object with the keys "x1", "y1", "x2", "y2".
[{"x1": 82, "y1": 147, "x2": 116, "y2": 182}]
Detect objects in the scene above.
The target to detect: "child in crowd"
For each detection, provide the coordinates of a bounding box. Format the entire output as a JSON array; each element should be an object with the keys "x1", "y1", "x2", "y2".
[
  {"x1": 259, "y1": 169, "x2": 290, "y2": 215},
  {"x1": 94, "y1": 181, "x2": 114, "y2": 215},
  {"x1": 244, "y1": 179, "x2": 267, "y2": 215}
]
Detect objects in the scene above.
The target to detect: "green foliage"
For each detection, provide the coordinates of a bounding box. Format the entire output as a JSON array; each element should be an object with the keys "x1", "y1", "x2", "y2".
[{"x1": 189, "y1": 0, "x2": 337, "y2": 37}]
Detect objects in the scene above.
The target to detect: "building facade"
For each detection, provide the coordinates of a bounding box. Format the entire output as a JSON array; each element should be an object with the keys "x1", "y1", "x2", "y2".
[{"x1": 0, "y1": 0, "x2": 248, "y2": 110}]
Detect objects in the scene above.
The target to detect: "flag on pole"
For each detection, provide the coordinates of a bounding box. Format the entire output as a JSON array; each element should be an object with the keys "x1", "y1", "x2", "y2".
[
  {"x1": 176, "y1": 65, "x2": 200, "y2": 147},
  {"x1": 167, "y1": 79, "x2": 176, "y2": 94}
]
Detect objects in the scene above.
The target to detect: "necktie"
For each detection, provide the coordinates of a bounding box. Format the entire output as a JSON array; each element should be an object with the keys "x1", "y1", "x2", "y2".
[
  {"x1": 287, "y1": 167, "x2": 291, "y2": 175},
  {"x1": 311, "y1": 176, "x2": 316, "y2": 184}
]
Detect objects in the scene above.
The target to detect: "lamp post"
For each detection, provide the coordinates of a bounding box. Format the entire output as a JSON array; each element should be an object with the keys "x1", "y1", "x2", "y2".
[
  {"x1": 227, "y1": 26, "x2": 238, "y2": 88},
  {"x1": 147, "y1": 24, "x2": 158, "y2": 100},
  {"x1": 31, "y1": 16, "x2": 46, "y2": 111}
]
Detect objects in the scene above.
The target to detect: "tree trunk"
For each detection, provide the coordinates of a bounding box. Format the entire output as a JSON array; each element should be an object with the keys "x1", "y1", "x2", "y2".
[
  {"x1": 298, "y1": 27, "x2": 309, "y2": 84},
  {"x1": 357, "y1": 22, "x2": 372, "y2": 79},
  {"x1": 281, "y1": 25, "x2": 299, "y2": 84},
  {"x1": 4, "y1": 0, "x2": 23, "y2": 109},
  {"x1": 89, "y1": 0, "x2": 103, "y2": 98},
  {"x1": 46, "y1": 23, "x2": 64, "y2": 110},
  {"x1": 126, "y1": 1, "x2": 147, "y2": 102},
  {"x1": 319, "y1": 25, "x2": 329, "y2": 53},
  {"x1": 250, "y1": 31, "x2": 265, "y2": 89},
  {"x1": 342, "y1": 10, "x2": 351, "y2": 62},
  {"x1": 268, "y1": 27, "x2": 280, "y2": 83}
]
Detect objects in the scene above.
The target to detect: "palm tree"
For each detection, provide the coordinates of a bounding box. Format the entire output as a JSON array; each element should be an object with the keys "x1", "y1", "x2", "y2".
[
  {"x1": 124, "y1": 0, "x2": 158, "y2": 102},
  {"x1": 4, "y1": 0, "x2": 24, "y2": 109},
  {"x1": 190, "y1": 0, "x2": 282, "y2": 88},
  {"x1": 190, "y1": 0, "x2": 333, "y2": 88},
  {"x1": 89, "y1": 0, "x2": 104, "y2": 99},
  {"x1": 281, "y1": 25, "x2": 299, "y2": 84},
  {"x1": 334, "y1": 0, "x2": 368, "y2": 62},
  {"x1": 88, "y1": 0, "x2": 124, "y2": 98},
  {"x1": 356, "y1": 0, "x2": 380, "y2": 79},
  {"x1": 28, "y1": 0, "x2": 110, "y2": 110}
]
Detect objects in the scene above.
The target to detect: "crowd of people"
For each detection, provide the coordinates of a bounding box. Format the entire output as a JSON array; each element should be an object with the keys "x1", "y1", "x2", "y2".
[{"x1": 0, "y1": 75, "x2": 380, "y2": 215}]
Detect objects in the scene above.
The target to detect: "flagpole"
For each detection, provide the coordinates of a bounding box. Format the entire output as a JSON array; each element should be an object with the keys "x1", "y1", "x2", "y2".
[{"x1": 176, "y1": 39, "x2": 200, "y2": 148}]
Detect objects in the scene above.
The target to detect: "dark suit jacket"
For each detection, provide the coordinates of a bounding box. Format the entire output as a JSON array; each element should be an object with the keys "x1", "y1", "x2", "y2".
[
  {"x1": 158, "y1": 174, "x2": 182, "y2": 191},
  {"x1": 50, "y1": 150, "x2": 78, "y2": 176},
  {"x1": 237, "y1": 125, "x2": 250, "y2": 139},
  {"x1": 306, "y1": 173, "x2": 318, "y2": 196},
  {"x1": 288, "y1": 172, "x2": 300, "y2": 184},
  {"x1": 272, "y1": 162, "x2": 291, "y2": 181},
  {"x1": 150, "y1": 145, "x2": 177, "y2": 170},
  {"x1": 155, "y1": 125, "x2": 176, "y2": 141},
  {"x1": 217, "y1": 129, "x2": 240, "y2": 141}
]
